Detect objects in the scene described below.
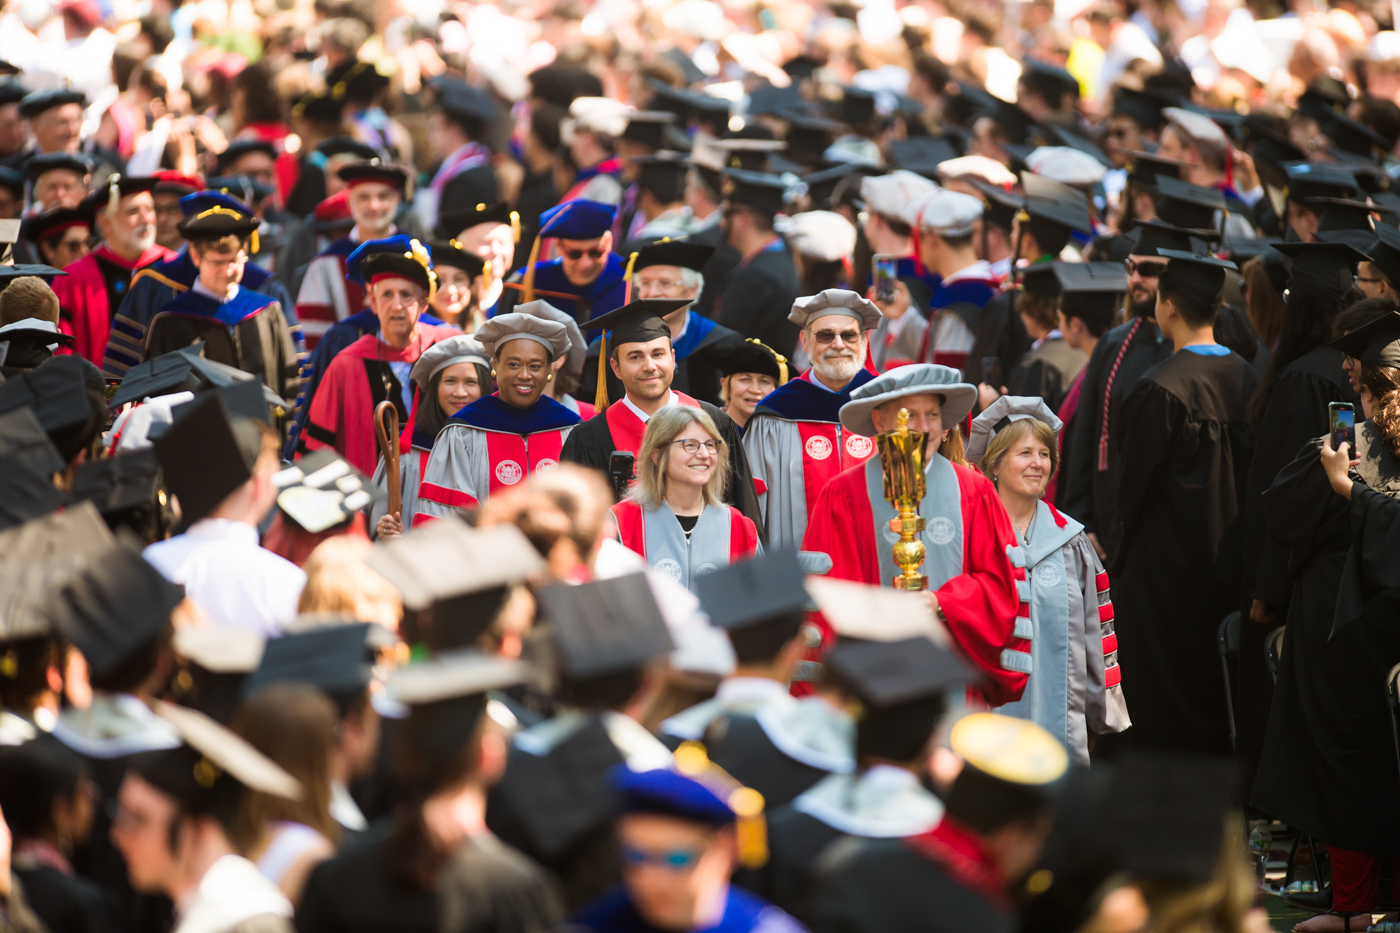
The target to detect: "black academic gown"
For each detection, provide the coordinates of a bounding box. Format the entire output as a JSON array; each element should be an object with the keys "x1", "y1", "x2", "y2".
[
  {"x1": 560, "y1": 399, "x2": 763, "y2": 531},
  {"x1": 702, "y1": 714, "x2": 829, "y2": 809},
  {"x1": 716, "y1": 245, "x2": 800, "y2": 353},
  {"x1": 1236, "y1": 347, "x2": 1355, "y2": 803},
  {"x1": 14, "y1": 864, "x2": 119, "y2": 933},
  {"x1": 734, "y1": 807, "x2": 842, "y2": 921},
  {"x1": 1006, "y1": 337, "x2": 1087, "y2": 412},
  {"x1": 295, "y1": 823, "x2": 562, "y2": 933},
  {"x1": 689, "y1": 223, "x2": 741, "y2": 322},
  {"x1": 580, "y1": 318, "x2": 747, "y2": 407},
  {"x1": 1251, "y1": 426, "x2": 1400, "y2": 855},
  {"x1": 962, "y1": 289, "x2": 1030, "y2": 390},
  {"x1": 1105, "y1": 348, "x2": 1258, "y2": 754},
  {"x1": 1058, "y1": 316, "x2": 1173, "y2": 562}
]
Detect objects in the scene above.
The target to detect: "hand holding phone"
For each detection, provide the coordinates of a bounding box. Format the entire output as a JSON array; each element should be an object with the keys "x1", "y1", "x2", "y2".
[
  {"x1": 982, "y1": 357, "x2": 1002, "y2": 391},
  {"x1": 873, "y1": 254, "x2": 897, "y2": 303},
  {"x1": 1329, "y1": 401, "x2": 1355, "y2": 451}
]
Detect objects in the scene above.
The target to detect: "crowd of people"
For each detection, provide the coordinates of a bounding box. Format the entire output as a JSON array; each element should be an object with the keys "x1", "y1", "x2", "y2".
[{"x1": 5, "y1": 0, "x2": 1400, "y2": 930}]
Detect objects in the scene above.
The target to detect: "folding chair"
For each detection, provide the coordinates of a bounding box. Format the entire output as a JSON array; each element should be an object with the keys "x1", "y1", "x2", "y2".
[
  {"x1": 1219, "y1": 612, "x2": 1241, "y2": 751},
  {"x1": 1265, "y1": 626, "x2": 1285, "y2": 684}
]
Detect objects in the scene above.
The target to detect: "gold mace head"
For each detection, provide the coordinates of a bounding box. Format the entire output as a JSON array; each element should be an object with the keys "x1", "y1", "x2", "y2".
[{"x1": 897, "y1": 407, "x2": 909, "y2": 434}]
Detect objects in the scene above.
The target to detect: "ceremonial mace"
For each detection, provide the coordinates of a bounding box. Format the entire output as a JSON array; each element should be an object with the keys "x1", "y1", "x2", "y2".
[
  {"x1": 374, "y1": 401, "x2": 401, "y2": 519},
  {"x1": 876, "y1": 408, "x2": 928, "y2": 590}
]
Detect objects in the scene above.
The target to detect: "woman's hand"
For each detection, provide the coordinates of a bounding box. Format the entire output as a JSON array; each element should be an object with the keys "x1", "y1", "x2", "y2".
[
  {"x1": 867, "y1": 280, "x2": 912, "y2": 321},
  {"x1": 377, "y1": 511, "x2": 403, "y2": 539},
  {"x1": 1320, "y1": 435, "x2": 1359, "y2": 498},
  {"x1": 978, "y1": 382, "x2": 1003, "y2": 411}
]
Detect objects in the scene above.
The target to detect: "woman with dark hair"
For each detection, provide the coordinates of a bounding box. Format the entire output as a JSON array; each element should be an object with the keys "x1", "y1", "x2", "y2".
[
  {"x1": 428, "y1": 241, "x2": 486, "y2": 332},
  {"x1": 374, "y1": 334, "x2": 493, "y2": 538},
  {"x1": 1253, "y1": 311, "x2": 1400, "y2": 933}
]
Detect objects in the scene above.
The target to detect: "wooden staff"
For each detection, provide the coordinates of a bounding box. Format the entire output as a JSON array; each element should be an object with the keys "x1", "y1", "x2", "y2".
[{"x1": 374, "y1": 401, "x2": 401, "y2": 519}]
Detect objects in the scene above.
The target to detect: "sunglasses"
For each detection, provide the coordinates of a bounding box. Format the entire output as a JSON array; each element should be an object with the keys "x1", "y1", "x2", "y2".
[
  {"x1": 562, "y1": 247, "x2": 606, "y2": 261},
  {"x1": 1124, "y1": 259, "x2": 1168, "y2": 277},
  {"x1": 811, "y1": 329, "x2": 862, "y2": 345},
  {"x1": 618, "y1": 844, "x2": 703, "y2": 871}
]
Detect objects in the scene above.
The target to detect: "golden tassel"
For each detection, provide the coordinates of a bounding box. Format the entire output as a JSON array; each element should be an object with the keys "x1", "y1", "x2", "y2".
[
  {"x1": 594, "y1": 332, "x2": 609, "y2": 411},
  {"x1": 510, "y1": 211, "x2": 521, "y2": 244},
  {"x1": 731, "y1": 787, "x2": 768, "y2": 869},
  {"x1": 522, "y1": 234, "x2": 542, "y2": 303}
]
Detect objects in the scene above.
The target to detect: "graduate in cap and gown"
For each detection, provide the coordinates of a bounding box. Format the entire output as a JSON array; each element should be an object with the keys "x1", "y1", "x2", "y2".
[
  {"x1": 103, "y1": 191, "x2": 296, "y2": 381},
  {"x1": 715, "y1": 339, "x2": 790, "y2": 431},
  {"x1": 52, "y1": 175, "x2": 177, "y2": 365},
  {"x1": 714, "y1": 169, "x2": 800, "y2": 354},
  {"x1": 742, "y1": 593, "x2": 969, "y2": 921},
  {"x1": 583, "y1": 238, "x2": 746, "y2": 406},
  {"x1": 858, "y1": 171, "x2": 940, "y2": 369},
  {"x1": 741, "y1": 290, "x2": 880, "y2": 550},
  {"x1": 571, "y1": 750, "x2": 805, "y2": 933},
  {"x1": 802, "y1": 364, "x2": 1028, "y2": 706},
  {"x1": 301, "y1": 235, "x2": 458, "y2": 474},
  {"x1": 141, "y1": 203, "x2": 303, "y2": 406},
  {"x1": 486, "y1": 573, "x2": 677, "y2": 911},
  {"x1": 1253, "y1": 312, "x2": 1400, "y2": 915},
  {"x1": 371, "y1": 333, "x2": 492, "y2": 537},
  {"x1": 415, "y1": 309, "x2": 579, "y2": 523},
  {"x1": 807, "y1": 713, "x2": 1068, "y2": 933},
  {"x1": 412, "y1": 78, "x2": 499, "y2": 234},
  {"x1": 492, "y1": 199, "x2": 629, "y2": 325},
  {"x1": 1106, "y1": 249, "x2": 1257, "y2": 754},
  {"x1": 1004, "y1": 262, "x2": 1107, "y2": 412},
  {"x1": 966, "y1": 397, "x2": 1130, "y2": 763},
  {"x1": 562, "y1": 299, "x2": 761, "y2": 527},
  {"x1": 659, "y1": 549, "x2": 855, "y2": 808},
  {"x1": 296, "y1": 651, "x2": 565, "y2": 933}
]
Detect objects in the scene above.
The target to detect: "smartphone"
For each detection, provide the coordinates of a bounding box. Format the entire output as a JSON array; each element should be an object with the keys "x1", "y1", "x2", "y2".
[
  {"x1": 1329, "y1": 401, "x2": 1355, "y2": 450},
  {"x1": 982, "y1": 357, "x2": 1003, "y2": 390},
  {"x1": 873, "y1": 254, "x2": 898, "y2": 303}
]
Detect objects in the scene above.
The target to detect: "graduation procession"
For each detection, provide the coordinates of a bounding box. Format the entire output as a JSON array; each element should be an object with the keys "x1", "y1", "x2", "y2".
[{"x1": 15, "y1": 0, "x2": 1400, "y2": 932}]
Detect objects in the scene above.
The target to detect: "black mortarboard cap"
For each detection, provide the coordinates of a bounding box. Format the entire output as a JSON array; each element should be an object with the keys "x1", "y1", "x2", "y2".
[
  {"x1": 1157, "y1": 248, "x2": 1237, "y2": 306},
  {"x1": 273, "y1": 449, "x2": 380, "y2": 534},
  {"x1": 780, "y1": 109, "x2": 846, "y2": 159},
  {"x1": 1021, "y1": 172, "x2": 1093, "y2": 234},
  {"x1": 112, "y1": 344, "x2": 286, "y2": 409},
  {"x1": 429, "y1": 240, "x2": 486, "y2": 278},
  {"x1": 1020, "y1": 59, "x2": 1079, "y2": 105},
  {"x1": 825, "y1": 635, "x2": 970, "y2": 707},
  {"x1": 169, "y1": 377, "x2": 274, "y2": 426},
  {"x1": 801, "y1": 161, "x2": 874, "y2": 209},
  {"x1": 1113, "y1": 87, "x2": 1166, "y2": 131},
  {"x1": 0, "y1": 502, "x2": 113, "y2": 640},
  {"x1": 942, "y1": 82, "x2": 998, "y2": 129},
  {"x1": 1330, "y1": 309, "x2": 1400, "y2": 367},
  {"x1": 25, "y1": 204, "x2": 95, "y2": 244},
  {"x1": 1052, "y1": 261, "x2": 1128, "y2": 294},
  {"x1": 388, "y1": 650, "x2": 531, "y2": 764},
  {"x1": 1019, "y1": 262, "x2": 1062, "y2": 298},
  {"x1": 633, "y1": 153, "x2": 690, "y2": 196},
  {"x1": 971, "y1": 179, "x2": 1023, "y2": 232},
  {"x1": 314, "y1": 135, "x2": 377, "y2": 160},
  {"x1": 1282, "y1": 161, "x2": 1359, "y2": 202},
  {"x1": 1270, "y1": 240, "x2": 1366, "y2": 298},
  {"x1": 621, "y1": 111, "x2": 676, "y2": 150},
  {"x1": 0, "y1": 78, "x2": 24, "y2": 107},
  {"x1": 152, "y1": 388, "x2": 263, "y2": 524},
  {"x1": 631, "y1": 238, "x2": 715, "y2": 274},
  {"x1": 436, "y1": 201, "x2": 514, "y2": 239},
  {"x1": 1152, "y1": 175, "x2": 1224, "y2": 229},
  {"x1": 888, "y1": 136, "x2": 960, "y2": 180},
  {"x1": 747, "y1": 84, "x2": 803, "y2": 118},
  {"x1": 537, "y1": 573, "x2": 673, "y2": 679},
  {"x1": 1309, "y1": 197, "x2": 1379, "y2": 234},
  {"x1": 837, "y1": 85, "x2": 877, "y2": 126},
  {"x1": 177, "y1": 204, "x2": 259, "y2": 242},
  {"x1": 68, "y1": 448, "x2": 162, "y2": 523},
  {"x1": 433, "y1": 77, "x2": 498, "y2": 125},
  {"x1": 695, "y1": 546, "x2": 808, "y2": 631},
  {"x1": 365, "y1": 521, "x2": 544, "y2": 610},
  {"x1": 714, "y1": 338, "x2": 788, "y2": 382},
  {"x1": 1121, "y1": 150, "x2": 1187, "y2": 188},
  {"x1": 722, "y1": 167, "x2": 787, "y2": 218},
  {"x1": 22, "y1": 152, "x2": 91, "y2": 183},
  {"x1": 982, "y1": 96, "x2": 1040, "y2": 146},
  {"x1": 1102, "y1": 752, "x2": 1233, "y2": 881},
  {"x1": 18, "y1": 88, "x2": 85, "y2": 119},
  {"x1": 0, "y1": 355, "x2": 91, "y2": 438},
  {"x1": 291, "y1": 92, "x2": 344, "y2": 126},
  {"x1": 1298, "y1": 78, "x2": 1350, "y2": 124},
  {"x1": 531, "y1": 65, "x2": 603, "y2": 107},
  {"x1": 1367, "y1": 222, "x2": 1400, "y2": 290},
  {"x1": 336, "y1": 160, "x2": 408, "y2": 192},
  {"x1": 44, "y1": 541, "x2": 182, "y2": 679},
  {"x1": 584, "y1": 298, "x2": 689, "y2": 346},
  {"x1": 0, "y1": 407, "x2": 65, "y2": 530},
  {"x1": 1218, "y1": 235, "x2": 1276, "y2": 263},
  {"x1": 1331, "y1": 152, "x2": 1389, "y2": 195},
  {"x1": 242, "y1": 623, "x2": 375, "y2": 703},
  {"x1": 1322, "y1": 109, "x2": 1388, "y2": 158},
  {"x1": 1128, "y1": 219, "x2": 1220, "y2": 256},
  {"x1": 711, "y1": 136, "x2": 785, "y2": 173},
  {"x1": 0, "y1": 165, "x2": 22, "y2": 197},
  {"x1": 214, "y1": 138, "x2": 277, "y2": 174},
  {"x1": 1046, "y1": 125, "x2": 1113, "y2": 168}
]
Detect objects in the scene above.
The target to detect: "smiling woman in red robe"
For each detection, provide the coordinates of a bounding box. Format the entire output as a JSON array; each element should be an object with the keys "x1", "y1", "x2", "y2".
[{"x1": 302, "y1": 235, "x2": 458, "y2": 474}]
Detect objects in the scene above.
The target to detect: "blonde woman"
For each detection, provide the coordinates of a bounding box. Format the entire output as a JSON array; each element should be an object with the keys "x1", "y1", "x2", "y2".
[
  {"x1": 968, "y1": 395, "x2": 1130, "y2": 764},
  {"x1": 611, "y1": 407, "x2": 760, "y2": 590}
]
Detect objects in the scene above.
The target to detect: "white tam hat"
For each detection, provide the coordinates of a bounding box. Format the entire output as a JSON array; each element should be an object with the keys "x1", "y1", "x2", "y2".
[
  {"x1": 788, "y1": 288, "x2": 882, "y2": 330},
  {"x1": 839, "y1": 363, "x2": 978, "y2": 437},
  {"x1": 1025, "y1": 147, "x2": 1108, "y2": 186},
  {"x1": 786, "y1": 211, "x2": 857, "y2": 262},
  {"x1": 860, "y1": 169, "x2": 938, "y2": 221},
  {"x1": 936, "y1": 155, "x2": 1018, "y2": 188},
  {"x1": 904, "y1": 188, "x2": 984, "y2": 237},
  {"x1": 475, "y1": 313, "x2": 572, "y2": 362},
  {"x1": 966, "y1": 395, "x2": 1063, "y2": 465}
]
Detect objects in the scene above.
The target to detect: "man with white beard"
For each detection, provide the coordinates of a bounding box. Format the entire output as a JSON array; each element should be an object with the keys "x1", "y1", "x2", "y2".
[
  {"x1": 51, "y1": 175, "x2": 176, "y2": 366},
  {"x1": 742, "y1": 290, "x2": 882, "y2": 551}
]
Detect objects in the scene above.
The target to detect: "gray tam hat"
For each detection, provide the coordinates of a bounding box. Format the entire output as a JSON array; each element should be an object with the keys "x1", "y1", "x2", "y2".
[
  {"x1": 788, "y1": 288, "x2": 883, "y2": 330},
  {"x1": 966, "y1": 395, "x2": 1063, "y2": 466},
  {"x1": 839, "y1": 363, "x2": 977, "y2": 437},
  {"x1": 512, "y1": 299, "x2": 587, "y2": 379},
  {"x1": 410, "y1": 334, "x2": 490, "y2": 389},
  {"x1": 475, "y1": 312, "x2": 572, "y2": 362}
]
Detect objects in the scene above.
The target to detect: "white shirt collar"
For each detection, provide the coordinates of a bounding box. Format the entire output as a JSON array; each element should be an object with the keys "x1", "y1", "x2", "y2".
[
  {"x1": 715, "y1": 676, "x2": 789, "y2": 703},
  {"x1": 941, "y1": 260, "x2": 994, "y2": 284},
  {"x1": 192, "y1": 279, "x2": 238, "y2": 303},
  {"x1": 329, "y1": 781, "x2": 367, "y2": 831},
  {"x1": 173, "y1": 854, "x2": 292, "y2": 933},
  {"x1": 621, "y1": 389, "x2": 677, "y2": 424},
  {"x1": 185, "y1": 518, "x2": 260, "y2": 543}
]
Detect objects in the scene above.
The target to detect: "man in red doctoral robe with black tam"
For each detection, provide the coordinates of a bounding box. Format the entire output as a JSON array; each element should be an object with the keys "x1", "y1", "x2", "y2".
[
  {"x1": 52, "y1": 174, "x2": 176, "y2": 365},
  {"x1": 802, "y1": 363, "x2": 1028, "y2": 707},
  {"x1": 302, "y1": 234, "x2": 458, "y2": 473}
]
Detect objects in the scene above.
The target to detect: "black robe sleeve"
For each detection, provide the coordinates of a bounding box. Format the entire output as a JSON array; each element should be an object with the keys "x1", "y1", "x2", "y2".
[
  {"x1": 1006, "y1": 354, "x2": 1066, "y2": 411},
  {"x1": 1334, "y1": 483, "x2": 1400, "y2": 636},
  {"x1": 1112, "y1": 378, "x2": 1176, "y2": 576},
  {"x1": 560, "y1": 411, "x2": 614, "y2": 473},
  {"x1": 717, "y1": 251, "x2": 800, "y2": 352},
  {"x1": 1059, "y1": 334, "x2": 1112, "y2": 532}
]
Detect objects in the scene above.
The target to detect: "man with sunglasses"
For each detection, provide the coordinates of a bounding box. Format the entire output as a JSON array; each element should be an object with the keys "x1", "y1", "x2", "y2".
[
  {"x1": 26, "y1": 204, "x2": 93, "y2": 272},
  {"x1": 492, "y1": 198, "x2": 629, "y2": 327}
]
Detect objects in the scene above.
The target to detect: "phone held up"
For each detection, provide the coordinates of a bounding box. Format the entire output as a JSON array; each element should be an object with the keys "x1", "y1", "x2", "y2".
[
  {"x1": 1329, "y1": 401, "x2": 1355, "y2": 451},
  {"x1": 982, "y1": 357, "x2": 1003, "y2": 391},
  {"x1": 873, "y1": 254, "x2": 898, "y2": 303}
]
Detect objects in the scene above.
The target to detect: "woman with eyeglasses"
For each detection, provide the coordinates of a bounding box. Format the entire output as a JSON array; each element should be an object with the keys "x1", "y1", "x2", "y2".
[{"x1": 612, "y1": 407, "x2": 760, "y2": 591}]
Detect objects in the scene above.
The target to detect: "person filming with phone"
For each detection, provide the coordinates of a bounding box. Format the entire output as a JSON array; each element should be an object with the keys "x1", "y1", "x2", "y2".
[{"x1": 1253, "y1": 309, "x2": 1400, "y2": 931}]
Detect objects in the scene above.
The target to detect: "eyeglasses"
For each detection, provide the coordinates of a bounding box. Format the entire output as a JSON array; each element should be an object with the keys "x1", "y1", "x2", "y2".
[
  {"x1": 562, "y1": 247, "x2": 606, "y2": 261},
  {"x1": 811, "y1": 329, "x2": 862, "y2": 345},
  {"x1": 1357, "y1": 276, "x2": 1386, "y2": 285},
  {"x1": 637, "y1": 279, "x2": 685, "y2": 291},
  {"x1": 1124, "y1": 259, "x2": 1168, "y2": 277},
  {"x1": 671, "y1": 438, "x2": 720, "y2": 454},
  {"x1": 618, "y1": 844, "x2": 704, "y2": 871}
]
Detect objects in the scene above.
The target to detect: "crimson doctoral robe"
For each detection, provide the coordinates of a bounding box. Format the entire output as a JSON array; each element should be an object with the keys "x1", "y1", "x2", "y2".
[{"x1": 53, "y1": 244, "x2": 176, "y2": 365}]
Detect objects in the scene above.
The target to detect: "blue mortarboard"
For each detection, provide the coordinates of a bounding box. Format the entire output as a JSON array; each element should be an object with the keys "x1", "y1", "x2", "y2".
[
  {"x1": 611, "y1": 765, "x2": 737, "y2": 826},
  {"x1": 538, "y1": 199, "x2": 617, "y2": 240},
  {"x1": 179, "y1": 190, "x2": 250, "y2": 218},
  {"x1": 346, "y1": 234, "x2": 436, "y2": 299}
]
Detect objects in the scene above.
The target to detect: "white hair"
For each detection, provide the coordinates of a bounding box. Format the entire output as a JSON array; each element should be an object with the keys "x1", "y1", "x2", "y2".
[{"x1": 632, "y1": 266, "x2": 705, "y2": 306}]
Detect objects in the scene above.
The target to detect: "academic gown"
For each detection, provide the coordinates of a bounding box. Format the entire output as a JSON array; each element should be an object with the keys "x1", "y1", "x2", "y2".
[
  {"x1": 415, "y1": 145, "x2": 497, "y2": 233},
  {"x1": 716, "y1": 242, "x2": 801, "y2": 353},
  {"x1": 1006, "y1": 335, "x2": 1088, "y2": 413},
  {"x1": 1251, "y1": 426, "x2": 1400, "y2": 854},
  {"x1": 741, "y1": 369, "x2": 877, "y2": 549},
  {"x1": 1057, "y1": 316, "x2": 1172, "y2": 561},
  {"x1": 802, "y1": 452, "x2": 1027, "y2": 706},
  {"x1": 688, "y1": 221, "x2": 741, "y2": 321},
  {"x1": 915, "y1": 270, "x2": 1000, "y2": 372},
  {"x1": 573, "y1": 884, "x2": 805, "y2": 933},
  {"x1": 611, "y1": 498, "x2": 759, "y2": 589},
  {"x1": 52, "y1": 244, "x2": 177, "y2": 366},
  {"x1": 143, "y1": 287, "x2": 303, "y2": 404},
  {"x1": 1236, "y1": 346, "x2": 1355, "y2": 806},
  {"x1": 14, "y1": 851, "x2": 120, "y2": 933},
  {"x1": 415, "y1": 394, "x2": 580, "y2": 523},
  {"x1": 806, "y1": 819, "x2": 1015, "y2": 933},
  {"x1": 486, "y1": 710, "x2": 672, "y2": 913},
  {"x1": 867, "y1": 257, "x2": 939, "y2": 372},
  {"x1": 295, "y1": 824, "x2": 563, "y2": 933},
  {"x1": 560, "y1": 394, "x2": 763, "y2": 531},
  {"x1": 582, "y1": 312, "x2": 747, "y2": 406},
  {"x1": 962, "y1": 288, "x2": 1031, "y2": 390},
  {"x1": 736, "y1": 766, "x2": 945, "y2": 922},
  {"x1": 1105, "y1": 346, "x2": 1258, "y2": 753},
  {"x1": 491, "y1": 253, "x2": 628, "y2": 329},
  {"x1": 294, "y1": 234, "x2": 372, "y2": 349},
  {"x1": 104, "y1": 249, "x2": 296, "y2": 378},
  {"x1": 302, "y1": 325, "x2": 457, "y2": 475}
]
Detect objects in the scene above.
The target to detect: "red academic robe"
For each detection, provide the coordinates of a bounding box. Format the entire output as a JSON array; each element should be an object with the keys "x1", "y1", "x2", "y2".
[
  {"x1": 611, "y1": 498, "x2": 760, "y2": 564},
  {"x1": 802, "y1": 458, "x2": 1027, "y2": 706},
  {"x1": 53, "y1": 244, "x2": 176, "y2": 365},
  {"x1": 302, "y1": 324, "x2": 456, "y2": 474}
]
